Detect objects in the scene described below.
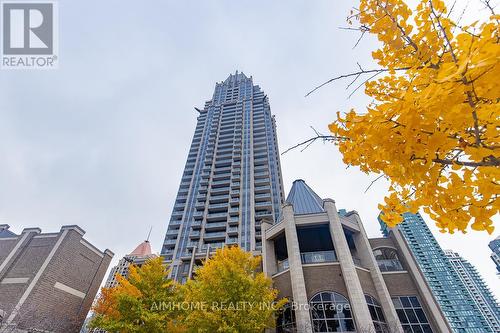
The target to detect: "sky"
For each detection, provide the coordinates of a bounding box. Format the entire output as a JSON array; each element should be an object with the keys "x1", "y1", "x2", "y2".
[{"x1": 0, "y1": 0, "x2": 498, "y2": 300}]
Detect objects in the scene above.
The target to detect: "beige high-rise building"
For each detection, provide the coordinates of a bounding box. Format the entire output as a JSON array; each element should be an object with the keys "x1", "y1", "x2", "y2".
[
  {"x1": 262, "y1": 180, "x2": 451, "y2": 333},
  {"x1": 161, "y1": 72, "x2": 285, "y2": 283}
]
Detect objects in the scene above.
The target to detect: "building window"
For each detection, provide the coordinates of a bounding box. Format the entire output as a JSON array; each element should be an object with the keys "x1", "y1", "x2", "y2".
[
  {"x1": 310, "y1": 291, "x2": 355, "y2": 332},
  {"x1": 365, "y1": 295, "x2": 388, "y2": 332},
  {"x1": 373, "y1": 247, "x2": 404, "y2": 272},
  {"x1": 392, "y1": 296, "x2": 433, "y2": 333},
  {"x1": 276, "y1": 301, "x2": 296, "y2": 333}
]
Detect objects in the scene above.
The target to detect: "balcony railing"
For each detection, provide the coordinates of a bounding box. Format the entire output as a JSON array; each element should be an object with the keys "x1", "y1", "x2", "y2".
[
  {"x1": 301, "y1": 251, "x2": 337, "y2": 264},
  {"x1": 377, "y1": 259, "x2": 404, "y2": 272},
  {"x1": 277, "y1": 258, "x2": 289, "y2": 272}
]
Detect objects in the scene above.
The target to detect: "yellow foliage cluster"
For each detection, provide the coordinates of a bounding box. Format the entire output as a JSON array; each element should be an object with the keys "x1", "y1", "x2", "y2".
[
  {"x1": 90, "y1": 247, "x2": 285, "y2": 333},
  {"x1": 183, "y1": 246, "x2": 287, "y2": 332},
  {"x1": 329, "y1": 0, "x2": 499, "y2": 233}
]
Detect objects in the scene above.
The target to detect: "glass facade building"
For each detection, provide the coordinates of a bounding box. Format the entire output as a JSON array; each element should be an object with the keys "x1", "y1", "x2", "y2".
[
  {"x1": 161, "y1": 72, "x2": 284, "y2": 281},
  {"x1": 380, "y1": 212, "x2": 493, "y2": 332},
  {"x1": 445, "y1": 250, "x2": 500, "y2": 332},
  {"x1": 489, "y1": 236, "x2": 500, "y2": 275}
]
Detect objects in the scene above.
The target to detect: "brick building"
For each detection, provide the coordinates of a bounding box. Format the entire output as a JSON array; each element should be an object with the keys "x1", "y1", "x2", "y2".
[{"x1": 0, "y1": 224, "x2": 113, "y2": 333}]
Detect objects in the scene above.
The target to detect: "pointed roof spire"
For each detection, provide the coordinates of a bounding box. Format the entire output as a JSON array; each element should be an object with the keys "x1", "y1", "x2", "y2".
[
  {"x1": 129, "y1": 240, "x2": 152, "y2": 257},
  {"x1": 286, "y1": 179, "x2": 325, "y2": 215}
]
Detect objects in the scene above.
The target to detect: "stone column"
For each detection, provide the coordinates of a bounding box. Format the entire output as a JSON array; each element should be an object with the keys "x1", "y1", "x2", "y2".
[
  {"x1": 351, "y1": 213, "x2": 403, "y2": 332},
  {"x1": 261, "y1": 219, "x2": 277, "y2": 276},
  {"x1": 188, "y1": 246, "x2": 197, "y2": 279},
  {"x1": 323, "y1": 199, "x2": 374, "y2": 332},
  {"x1": 283, "y1": 204, "x2": 313, "y2": 333}
]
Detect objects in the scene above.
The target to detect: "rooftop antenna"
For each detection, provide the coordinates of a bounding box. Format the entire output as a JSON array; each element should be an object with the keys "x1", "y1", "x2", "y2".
[{"x1": 146, "y1": 226, "x2": 152, "y2": 242}]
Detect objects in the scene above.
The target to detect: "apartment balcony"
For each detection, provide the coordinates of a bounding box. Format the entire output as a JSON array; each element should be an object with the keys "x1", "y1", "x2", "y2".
[
  {"x1": 254, "y1": 158, "x2": 268, "y2": 165},
  {"x1": 254, "y1": 178, "x2": 270, "y2": 186},
  {"x1": 165, "y1": 230, "x2": 179, "y2": 237},
  {"x1": 231, "y1": 182, "x2": 240, "y2": 189},
  {"x1": 215, "y1": 160, "x2": 232, "y2": 168},
  {"x1": 214, "y1": 166, "x2": 232, "y2": 173},
  {"x1": 195, "y1": 201, "x2": 205, "y2": 209},
  {"x1": 172, "y1": 211, "x2": 183, "y2": 218},
  {"x1": 212, "y1": 180, "x2": 231, "y2": 187},
  {"x1": 301, "y1": 251, "x2": 337, "y2": 264},
  {"x1": 255, "y1": 211, "x2": 272, "y2": 218},
  {"x1": 208, "y1": 203, "x2": 229, "y2": 212},
  {"x1": 253, "y1": 140, "x2": 267, "y2": 148},
  {"x1": 206, "y1": 212, "x2": 229, "y2": 221},
  {"x1": 211, "y1": 187, "x2": 230, "y2": 195},
  {"x1": 169, "y1": 220, "x2": 181, "y2": 226},
  {"x1": 226, "y1": 237, "x2": 238, "y2": 245},
  {"x1": 229, "y1": 207, "x2": 239, "y2": 215},
  {"x1": 255, "y1": 231, "x2": 262, "y2": 239},
  {"x1": 230, "y1": 198, "x2": 239, "y2": 205},
  {"x1": 254, "y1": 171, "x2": 269, "y2": 179},
  {"x1": 187, "y1": 241, "x2": 199, "y2": 248},
  {"x1": 205, "y1": 221, "x2": 227, "y2": 230},
  {"x1": 201, "y1": 242, "x2": 225, "y2": 251},
  {"x1": 199, "y1": 186, "x2": 208, "y2": 193},
  {"x1": 255, "y1": 185, "x2": 271, "y2": 193},
  {"x1": 255, "y1": 193, "x2": 271, "y2": 200},
  {"x1": 213, "y1": 173, "x2": 231, "y2": 181},
  {"x1": 189, "y1": 231, "x2": 200, "y2": 238},
  {"x1": 216, "y1": 153, "x2": 233, "y2": 160},
  {"x1": 203, "y1": 232, "x2": 227, "y2": 241},
  {"x1": 209, "y1": 194, "x2": 229, "y2": 203},
  {"x1": 227, "y1": 226, "x2": 238, "y2": 235},
  {"x1": 229, "y1": 217, "x2": 239, "y2": 225},
  {"x1": 255, "y1": 201, "x2": 272, "y2": 209},
  {"x1": 191, "y1": 221, "x2": 202, "y2": 229},
  {"x1": 230, "y1": 190, "x2": 240, "y2": 197},
  {"x1": 193, "y1": 212, "x2": 204, "y2": 219}
]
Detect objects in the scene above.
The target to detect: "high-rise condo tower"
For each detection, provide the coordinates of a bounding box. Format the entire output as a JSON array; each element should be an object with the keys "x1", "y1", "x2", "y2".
[{"x1": 161, "y1": 72, "x2": 284, "y2": 282}]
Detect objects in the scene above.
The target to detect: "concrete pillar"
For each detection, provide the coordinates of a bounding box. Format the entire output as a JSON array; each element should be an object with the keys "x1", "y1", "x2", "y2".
[
  {"x1": 188, "y1": 246, "x2": 197, "y2": 279},
  {"x1": 323, "y1": 199, "x2": 375, "y2": 332},
  {"x1": 351, "y1": 213, "x2": 403, "y2": 332},
  {"x1": 283, "y1": 204, "x2": 313, "y2": 333},
  {"x1": 261, "y1": 219, "x2": 277, "y2": 276}
]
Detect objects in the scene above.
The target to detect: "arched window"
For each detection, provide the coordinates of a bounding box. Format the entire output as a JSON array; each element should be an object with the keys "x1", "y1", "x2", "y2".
[
  {"x1": 373, "y1": 247, "x2": 404, "y2": 272},
  {"x1": 373, "y1": 247, "x2": 399, "y2": 260},
  {"x1": 310, "y1": 291, "x2": 355, "y2": 332},
  {"x1": 365, "y1": 294, "x2": 388, "y2": 333}
]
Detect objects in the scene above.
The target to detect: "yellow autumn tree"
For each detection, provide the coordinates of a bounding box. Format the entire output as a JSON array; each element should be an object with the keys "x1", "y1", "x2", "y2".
[
  {"x1": 181, "y1": 246, "x2": 287, "y2": 333},
  {"x1": 89, "y1": 257, "x2": 185, "y2": 333},
  {"x1": 315, "y1": 0, "x2": 499, "y2": 233}
]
